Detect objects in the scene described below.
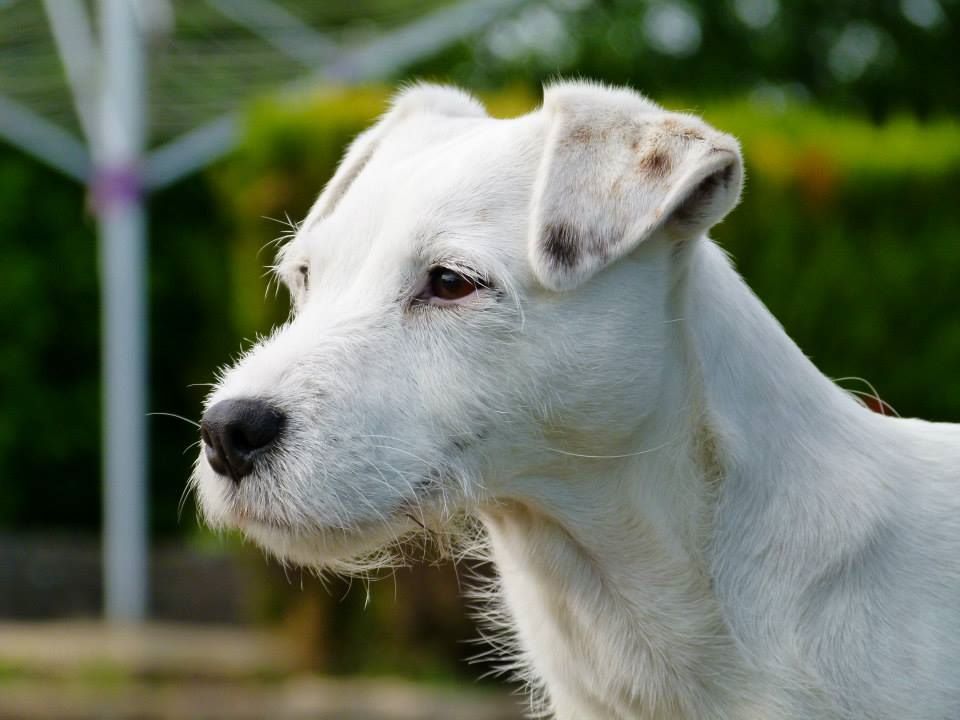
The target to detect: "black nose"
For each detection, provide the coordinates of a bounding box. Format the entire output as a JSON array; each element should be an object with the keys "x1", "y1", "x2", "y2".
[{"x1": 200, "y1": 398, "x2": 284, "y2": 483}]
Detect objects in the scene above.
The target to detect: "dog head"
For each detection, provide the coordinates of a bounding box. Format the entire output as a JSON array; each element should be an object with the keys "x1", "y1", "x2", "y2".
[{"x1": 193, "y1": 81, "x2": 743, "y2": 569}]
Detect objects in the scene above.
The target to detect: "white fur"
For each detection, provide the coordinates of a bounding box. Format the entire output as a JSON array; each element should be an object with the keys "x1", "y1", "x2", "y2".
[{"x1": 194, "y1": 81, "x2": 960, "y2": 719}]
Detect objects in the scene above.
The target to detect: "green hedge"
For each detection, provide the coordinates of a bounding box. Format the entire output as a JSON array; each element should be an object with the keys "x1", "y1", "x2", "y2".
[
  {"x1": 1, "y1": 85, "x2": 958, "y2": 529},
  {"x1": 0, "y1": 157, "x2": 235, "y2": 533},
  {"x1": 702, "y1": 101, "x2": 960, "y2": 421},
  {"x1": 0, "y1": 157, "x2": 100, "y2": 527}
]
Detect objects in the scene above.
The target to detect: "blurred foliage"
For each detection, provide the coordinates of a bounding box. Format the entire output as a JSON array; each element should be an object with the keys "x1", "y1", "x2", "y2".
[
  {"x1": 1, "y1": 82, "x2": 959, "y2": 534},
  {"x1": 259, "y1": 561, "x2": 488, "y2": 680},
  {"x1": 0, "y1": 159, "x2": 234, "y2": 533},
  {"x1": 412, "y1": 0, "x2": 960, "y2": 119},
  {"x1": 702, "y1": 100, "x2": 960, "y2": 420},
  {"x1": 0, "y1": 158, "x2": 99, "y2": 526}
]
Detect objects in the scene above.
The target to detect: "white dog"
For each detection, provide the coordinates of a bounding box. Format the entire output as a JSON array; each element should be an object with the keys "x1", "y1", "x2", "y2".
[{"x1": 194, "y1": 81, "x2": 960, "y2": 720}]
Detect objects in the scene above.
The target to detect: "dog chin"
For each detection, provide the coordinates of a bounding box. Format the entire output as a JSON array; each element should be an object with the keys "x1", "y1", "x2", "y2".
[
  {"x1": 233, "y1": 512, "x2": 411, "y2": 570},
  {"x1": 195, "y1": 466, "x2": 422, "y2": 569}
]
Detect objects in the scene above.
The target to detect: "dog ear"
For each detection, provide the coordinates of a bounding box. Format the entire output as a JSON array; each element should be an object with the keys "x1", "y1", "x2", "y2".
[
  {"x1": 528, "y1": 82, "x2": 744, "y2": 292},
  {"x1": 305, "y1": 84, "x2": 487, "y2": 223}
]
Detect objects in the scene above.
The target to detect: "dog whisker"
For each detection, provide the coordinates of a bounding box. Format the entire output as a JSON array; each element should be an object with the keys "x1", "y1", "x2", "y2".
[
  {"x1": 148, "y1": 411, "x2": 200, "y2": 428},
  {"x1": 537, "y1": 438, "x2": 675, "y2": 459},
  {"x1": 181, "y1": 440, "x2": 201, "y2": 456}
]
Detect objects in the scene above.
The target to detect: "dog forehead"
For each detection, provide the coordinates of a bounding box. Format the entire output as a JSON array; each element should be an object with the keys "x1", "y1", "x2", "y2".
[
  {"x1": 366, "y1": 113, "x2": 539, "y2": 216},
  {"x1": 302, "y1": 113, "x2": 540, "y2": 266}
]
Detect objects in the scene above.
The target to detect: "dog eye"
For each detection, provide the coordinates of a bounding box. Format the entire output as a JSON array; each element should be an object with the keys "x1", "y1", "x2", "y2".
[
  {"x1": 298, "y1": 264, "x2": 309, "y2": 290},
  {"x1": 421, "y1": 267, "x2": 481, "y2": 302}
]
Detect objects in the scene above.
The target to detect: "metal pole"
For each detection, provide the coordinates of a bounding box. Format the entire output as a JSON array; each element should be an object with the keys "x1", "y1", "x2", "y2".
[
  {"x1": 0, "y1": 94, "x2": 90, "y2": 182},
  {"x1": 97, "y1": 0, "x2": 148, "y2": 622},
  {"x1": 41, "y1": 0, "x2": 100, "y2": 147}
]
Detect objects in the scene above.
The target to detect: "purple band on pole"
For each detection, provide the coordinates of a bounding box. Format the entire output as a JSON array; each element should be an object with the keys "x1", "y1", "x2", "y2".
[{"x1": 90, "y1": 164, "x2": 143, "y2": 215}]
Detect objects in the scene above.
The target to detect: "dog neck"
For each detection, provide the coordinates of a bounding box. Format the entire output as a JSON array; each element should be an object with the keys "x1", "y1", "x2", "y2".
[
  {"x1": 479, "y1": 237, "x2": 877, "y2": 719},
  {"x1": 684, "y1": 240, "x2": 889, "y2": 676}
]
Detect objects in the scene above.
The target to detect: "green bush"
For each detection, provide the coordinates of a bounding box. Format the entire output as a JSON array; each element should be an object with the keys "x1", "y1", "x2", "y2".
[
  {"x1": 1, "y1": 85, "x2": 958, "y2": 530},
  {"x1": 0, "y1": 155, "x2": 235, "y2": 533},
  {"x1": 0, "y1": 156, "x2": 100, "y2": 527},
  {"x1": 700, "y1": 100, "x2": 960, "y2": 420}
]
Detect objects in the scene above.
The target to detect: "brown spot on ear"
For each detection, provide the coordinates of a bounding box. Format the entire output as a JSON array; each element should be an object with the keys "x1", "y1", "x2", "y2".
[
  {"x1": 638, "y1": 149, "x2": 672, "y2": 178},
  {"x1": 542, "y1": 222, "x2": 582, "y2": 269},
  {"x1": 680, "y1": 129, "x2": 705, "y2": 142},
  {"x1": 569, "y1": 125, "x2": 594, "y2": 143},
  {"x1": 662, "y1": 118, "x2": 705, "y2": 142}
]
